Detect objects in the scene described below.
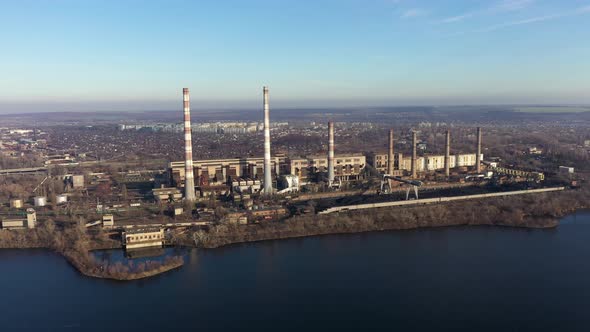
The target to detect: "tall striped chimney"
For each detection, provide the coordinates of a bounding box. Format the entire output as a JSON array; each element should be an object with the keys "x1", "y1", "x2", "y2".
[
  {"x1": 387, "y1": 129, "x2": 394, "y2": 175},
  {"x1": 411, "y1": 130, "x2": 417, "y2": 178},
  {"x1": 444, "y1": 130, "x2": 450, "y2": 178},
  {"x1": 183, "y1": 88, "x2": 196, "y2": 202},
  {"x1": 263, "y1": 86, "x2": 273, "y2": 195},
  {"x1": 476, "y1": 127, "x2": 482, "y2": 173},
  {"x1": 328, "y1": 121, "x2": 335, "y2": 185}
]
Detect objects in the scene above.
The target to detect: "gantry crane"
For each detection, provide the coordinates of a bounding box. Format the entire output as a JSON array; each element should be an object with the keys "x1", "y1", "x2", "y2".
[{"x1": 379, "y1": 175, "x2": 423, "y2": 200}]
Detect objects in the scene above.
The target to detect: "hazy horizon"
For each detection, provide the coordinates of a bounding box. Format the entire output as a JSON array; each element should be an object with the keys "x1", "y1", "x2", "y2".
[{"x1": 1, "y1": 0, "x2": 589, "y2": 112}]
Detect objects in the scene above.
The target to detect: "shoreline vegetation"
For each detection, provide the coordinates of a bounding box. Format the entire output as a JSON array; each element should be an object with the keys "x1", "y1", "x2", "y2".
[
  {"x1": 1, "y1": 187, "x2": 589, "y2": 280},
  {"x1": 0, "y1": 219, "x2": 184, "y2": 281},
  {"x1": 190, "y1": 188, "x2": 590, "y2": 249}
]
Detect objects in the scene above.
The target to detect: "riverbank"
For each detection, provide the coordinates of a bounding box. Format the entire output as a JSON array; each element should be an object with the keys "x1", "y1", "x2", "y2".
[
  {"x1": 2, "y1": 186, "x2": 588, "y2": 280},
  {"x1": 191, "y1": 188, "x2": 590, "y2": 249},
  {"x1": 0, "y1": 223, "x2": 184, "y2": 281}
]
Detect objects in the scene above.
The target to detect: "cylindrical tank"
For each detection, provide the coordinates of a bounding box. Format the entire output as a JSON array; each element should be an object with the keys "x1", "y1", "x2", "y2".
[
  {"x1": 9, "y1": 199, "x2": 23, "y2": 209},
  {"x1": 56, "y1": 194, "x2": 68, "y2": 205},
  {"x1": 33, "y1": 196, "x2": 47, "y2": 207}
]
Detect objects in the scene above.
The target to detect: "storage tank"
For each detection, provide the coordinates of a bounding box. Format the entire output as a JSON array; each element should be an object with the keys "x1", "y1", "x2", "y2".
[
  {"x1": 33, "y1": 196, "x2": 47, "y2": 207},
  {"x1": 56, "y1": 194, "x2": 68, "y2": 205},
  {"x1": 9, "y1": 199, "x2": 23, "y2": 209}
]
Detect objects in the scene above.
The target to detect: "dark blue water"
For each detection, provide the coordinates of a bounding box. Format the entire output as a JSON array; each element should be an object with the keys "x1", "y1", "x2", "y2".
[{"x1": 2, "y1": 212, "x2": 590, "y2": 331}]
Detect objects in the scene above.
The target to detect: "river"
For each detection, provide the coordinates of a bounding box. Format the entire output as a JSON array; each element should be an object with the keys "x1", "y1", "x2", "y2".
[{"x1": 2, "y1": 212, "x2": 590, "y2": 331}]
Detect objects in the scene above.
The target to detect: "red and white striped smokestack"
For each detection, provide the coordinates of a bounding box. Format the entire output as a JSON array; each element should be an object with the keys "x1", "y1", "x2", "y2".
[
  {"x1": 263, "y1": 86, "x2": 273, "y2": 194},
  {"x1": 387, "y1": 129, "x2": 394, "y2": 175},
  {"x1": 411, "y1": 130, "x2": 417, "y2": 178},
  {"x1": 183, "y1": 88, "x2": 196, "y2": 202},
  {"x1": 328, "y1": 121, "x2": 335, "y2": 184}
]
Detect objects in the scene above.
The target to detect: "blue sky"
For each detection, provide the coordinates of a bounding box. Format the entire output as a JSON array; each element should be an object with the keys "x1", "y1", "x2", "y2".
[{"x1": 0, "y1": 0, "x2": 589, "y2": 112}]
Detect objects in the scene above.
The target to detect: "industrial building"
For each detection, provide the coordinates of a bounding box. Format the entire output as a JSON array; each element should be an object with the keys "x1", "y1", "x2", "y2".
[
  {"x1": 1, "y1": 209, "x2": 37, "y2": 230},
  {"x1": 122, "y1": 228, "x2": 165, "y2": 250},
  {"x1": 152, "y1": 187, "x2": 183, "y2": 202},
  {"x1": 169, "y1": 156, "x2": 283, "y2": 187},
  {"x1": 367, "y1": 152, "x2": 482, "y2": 174},
  {"x1": 289, "y1": 154, "x2": 366, "y2": 182}
]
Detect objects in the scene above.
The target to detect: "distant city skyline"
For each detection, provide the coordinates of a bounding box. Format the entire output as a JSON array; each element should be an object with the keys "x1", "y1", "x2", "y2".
[{"x1": 1, "y1": 0, "x2": 589, "y2": 112}]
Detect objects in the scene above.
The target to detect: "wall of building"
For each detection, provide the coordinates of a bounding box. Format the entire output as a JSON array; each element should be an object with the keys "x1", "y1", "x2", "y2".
[
  {"x1": 289, "y1": 154, "x2": 366, "y2": 181},
  {"x1": 368, "y1": 152, "x2": 483, "y2": 174}
]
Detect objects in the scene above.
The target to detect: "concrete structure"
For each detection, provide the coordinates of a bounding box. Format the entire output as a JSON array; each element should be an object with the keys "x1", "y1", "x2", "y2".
[
  {"x1": 232, "y1": 179, "x2": 262, "y2": 194},
  {"x1": 387, "y1": 129, "x2": 394, "y2": 175},
  {"x1": 262, "y1": 86, "x2": 273, "y2": 195},
  {"x1": 173, "y1": 207, "x2": 184, "y2": 216},
  {"x1": 319, "y1": 187, "x2": 565, "y2": 214},
  {"x1": 183, "y1": 88, "x2": 196, "y2": 202},
  {"x1": 368, "y1": 152, "x2": 481, "y2": 174},
  {"x1": 277, "y1": 174, "x2": 300, "y2": 194},
  {"x1": 444, "y1": 130, "x2": 451, "y2": 177},
  {"x1": 328, "y1": 121, "x2": 335, "y2": 185},
  {"x1": 33, "y1": 196, "x2": 46, "y2": 207},
  {"x1": 559, "y1": 166, "x2": 575, "y2": 174},
  {"x1": 72, "y1": 175, "x2": 84, "y2": 189},
  {"x1": 152, "y1": 187, "x2": 183, "y2": 202},
  {"x1": 170, "y1": 156, "x2": 282, "y2": 186},
  {"x1": 411, "y1": 131, "x2": 417, "y2": 178},
  {"x1": 1, "y1": 209, "x2": 36, "y2": 230},
  {"x1": 102, "y1": 214, "x2": 114, "y2": 228},
  {"x1": 123, "y1": 228, "x2": 165, "y2": 250},
  {"x1": 56, "y1": 194, "x2": 68, "y2": 205},
  {"x1": 289, "y1": 154, "x2": 366, "y2": 182},
  {"x1": 476, "y1": 127, "x2": 482, "y2": 173},
  {"x1": 9, "y1": 199, "x2": 23, "y2": 209}
]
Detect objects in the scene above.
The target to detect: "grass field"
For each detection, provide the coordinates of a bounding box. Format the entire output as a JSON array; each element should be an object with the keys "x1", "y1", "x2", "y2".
[{"x1": 514, "y1": 106, "x2": 590, "y2": 113}]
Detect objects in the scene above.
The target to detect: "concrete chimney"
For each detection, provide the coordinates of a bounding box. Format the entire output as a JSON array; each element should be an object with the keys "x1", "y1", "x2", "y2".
[
  {"x1": 263, "y1": 86, "x2": 273, "y2": 194},
  {"x1": 183, "y1": 88, "x2": 196, "y2": 202},
  {"x1": 444, "y1": 130, "x2": 450, "y2": 178},
  {"x1": 387, "y1": 129, "x2": 394, "y2": 175},
  {"x1": 411, "y1": 131, "x2": 417, "y2": 178},
  {"x1": 328, "y1": 121, "x2": 335, "y2": 185},
  {"x1": 476, "y1": 127, "x2": 482, "y2": 173}
]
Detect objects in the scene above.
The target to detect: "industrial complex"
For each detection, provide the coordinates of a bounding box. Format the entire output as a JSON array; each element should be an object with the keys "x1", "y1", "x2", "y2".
[{"x1": 0, "y1": 86, "x2": 582, "y2": 255}]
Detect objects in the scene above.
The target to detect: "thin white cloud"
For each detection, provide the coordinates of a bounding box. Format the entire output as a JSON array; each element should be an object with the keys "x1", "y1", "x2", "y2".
[
  {"x1": 494, "y1": 0, "x2": 535, "y2": 12},
  {"x1": 477, "y1": 14, "x2": 560, "y2": 32},
  {"x1": 439, "y1": 13, "x2": 475, "y2": 23},
  {"x1": 477, "y1": 5, "x2": 590, "y2": 32},
  {"x1": 401, "y1": 8, "x2": 427, "y2": 18},
  {"x1": 438, "y1": 0, "x2": 534, "y2": 24}
]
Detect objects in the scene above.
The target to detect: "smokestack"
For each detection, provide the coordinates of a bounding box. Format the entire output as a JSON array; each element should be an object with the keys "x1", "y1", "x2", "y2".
[
  {"x1": 476, "y1": 127, "x2": 482, "y2": 173},
  {"x1": 411, "y1": 131, "x2": 417, "y2": 178},
  {"x1": 387, "y1": 129, "x2": 394, "y2": 175},
  {"x1": 263, "y1": 86, "x2": 273, "y2": 195},
  {"x1": 444, "y1": 130, "x2": 450, "y2": 178},
  {"x1": 328, "y1": 121, "x2": 335, "y2": 184},
  {"x1": 183, "y1": 88, "x2": 196, "y2": 202}
]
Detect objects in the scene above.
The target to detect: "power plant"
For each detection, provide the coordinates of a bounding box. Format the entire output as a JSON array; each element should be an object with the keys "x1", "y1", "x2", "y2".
[
  {"x1": 263, "y1": 86, "x2": 273, "y2": 195},
  {"x1": 166, "y1": 86, "x2": 505, "y2": 213},
  {"x1": 183, "y1": 88, "x2": 196, "y2": 202}
]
